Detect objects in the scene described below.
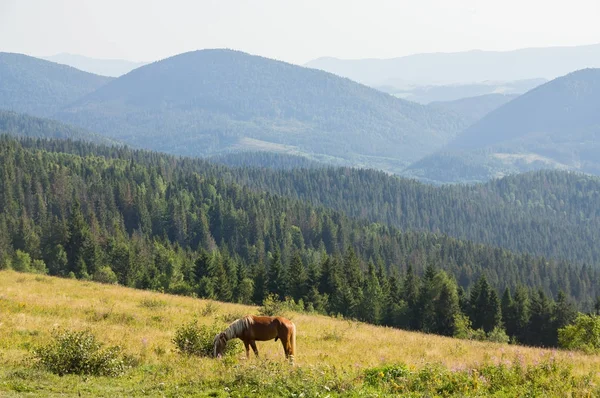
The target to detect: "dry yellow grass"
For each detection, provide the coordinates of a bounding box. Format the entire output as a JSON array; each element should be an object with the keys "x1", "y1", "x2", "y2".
[{"x1": 1, "y1": 270, "x2": 599, "y2": 396}]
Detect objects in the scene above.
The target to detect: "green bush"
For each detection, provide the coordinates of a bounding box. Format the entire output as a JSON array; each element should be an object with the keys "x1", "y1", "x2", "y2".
[
  {"x1": 32, "y1": 329, "x2": 126, "y2": 376},
  {"x1": 559, "y1": 313, "x2": 600, "y2": 353},
  {"x1": 453, "y1": 313, "x2": 509, "y2": 343},
  {"x1": 259, "y1": 294, "x2": 303, "y2": 317},
  {"x1": 32, "y1": 259, "x2": 47, "y2": 274},
  {"x1": 12, "y1": 250, "x2": 31, "y2": 272},
  {"x1": 92, "y1": 266, "x2": 118, "y2": 284},
  {"x1": 172, "y1": 320, "x2": 242, "y2": 357}
]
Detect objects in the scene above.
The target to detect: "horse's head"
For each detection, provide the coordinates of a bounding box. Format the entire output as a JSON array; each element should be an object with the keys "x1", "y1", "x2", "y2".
[{"x1": 213, "y1": 332, "x2": 227, "y2": 358}]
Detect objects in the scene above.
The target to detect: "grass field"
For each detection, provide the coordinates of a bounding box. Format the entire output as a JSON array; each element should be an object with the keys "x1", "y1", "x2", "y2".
[{"x1": 1, "y1": 270, "x2": 599, "y2": 397}]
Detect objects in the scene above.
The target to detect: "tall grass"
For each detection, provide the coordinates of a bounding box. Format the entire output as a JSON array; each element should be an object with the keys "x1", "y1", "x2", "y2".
[{"x1": 1, "y1": 270, "x2": 599, "y2": 397}]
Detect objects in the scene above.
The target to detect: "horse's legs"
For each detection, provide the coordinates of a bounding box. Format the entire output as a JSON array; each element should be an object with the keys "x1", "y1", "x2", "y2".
[
  {"x1": 250, "y1": 340, "x2": 259, "y2": 357},
  {"x1": 281, "y1": 335, "x2": 290, "y2": 358},
  {"x1": 243, "y1": 340, "x2": 250, "y2": 359}
]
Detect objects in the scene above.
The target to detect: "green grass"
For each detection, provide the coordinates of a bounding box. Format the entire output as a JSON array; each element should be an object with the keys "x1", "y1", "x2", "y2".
[{"x1": 1, "y1": 270, "x2": 599, "y2": 397}]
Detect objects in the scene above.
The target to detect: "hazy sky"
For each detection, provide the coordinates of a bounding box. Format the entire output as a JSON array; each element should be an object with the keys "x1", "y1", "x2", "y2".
[{"x1": 1, "y1": 0, "x2": 599, "y2": 64}]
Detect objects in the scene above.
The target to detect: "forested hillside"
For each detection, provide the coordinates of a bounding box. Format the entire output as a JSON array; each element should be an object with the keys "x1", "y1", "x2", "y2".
[
  {"x1": 429, "y1": 93, "x2": 518, "y2": 126},
  {"x1": 0, "y1": 52, "x2": 112, "y2": 117},
  {"x1": 0, "y1": 110, "x2": 118, "y2": 145},
  {"x1": 180, "y1": 159, "x2": 600, "y2": 267},
  {"x1": 2, "y1": 136, "x2": 599, "y2": 347},
  {"x1": 55, "y1": 49, "x2": 465, "y2": 171}
]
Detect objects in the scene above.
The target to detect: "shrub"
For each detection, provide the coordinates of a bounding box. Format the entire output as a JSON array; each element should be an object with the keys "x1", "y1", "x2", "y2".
[
  {"x1": 259, "y1": 293, "x2": 288, "y2": 317},
  {"x1": 139, "y1": 297, "x2": 167, "y2": 309},
  {"x1": 32, "y1": 329, "x2": 126, "y2": 376},
  {"x1": 558, "y1": 313, "x2": 600, "y2": 353},
  {"x1": 92, "y1": 266, "x2": 118, "y2": 284},
  {"x1": 219, "y1": 310, "x2": 248, "y2": 324},
  {"x1": 486, "y1": 326, "x2": 510, "y2": 344},
  {"x1": 453, "y1": 313, "x2": 508, "y2": 343},
  {"x1": 168, "y1": 281, "x2": 194, "y2": 296},
  {"x1": 172, "y1": 320, "x2": 242, "y2": 357},
  {"x1": 12, "y1": 250, "x2": 31, "y2": 272},
  {"x1": 32, "y1": 259, "x2": 47, "y2": 274},
  {"x1": 259, "y1": 294, "x2": 303, "y2": 317},
  {"x1": 200, "y1": 301, "x2": 219, "y2": 317}
]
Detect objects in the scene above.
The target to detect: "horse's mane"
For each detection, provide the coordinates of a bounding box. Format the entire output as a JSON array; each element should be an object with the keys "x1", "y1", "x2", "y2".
[{"x1": 224, "y1": 315, "x2": 254, "y2": 340}]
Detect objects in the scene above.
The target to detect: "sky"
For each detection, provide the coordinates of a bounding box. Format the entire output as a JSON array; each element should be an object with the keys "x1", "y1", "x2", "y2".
[{"x1": 1, "y1": 0, "x2": 599, "y2": 65}]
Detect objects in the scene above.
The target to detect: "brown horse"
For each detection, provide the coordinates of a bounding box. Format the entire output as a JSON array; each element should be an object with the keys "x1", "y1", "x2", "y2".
[{"x1": 213, "y1": 315, "x2": 296, "y2": 362}]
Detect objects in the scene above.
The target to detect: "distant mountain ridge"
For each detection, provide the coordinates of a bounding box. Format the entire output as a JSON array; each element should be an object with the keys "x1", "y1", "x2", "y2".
[
  {"x1": 54, "y1": 49, "x2": 466, "y2": 171},
  {"x1": 306, "y1": 43, "x2": 600, "y2": 86},
  {"x1": 405, "y1": 68, "x2": 600, "y2": 183},
  {"x1": 0, "y1": 52, "x2": 112, "y2": 117},
  {"x1": 378, "y1": 79, "x2": 543, "y2": 104},
  {"x1": 42, "y1": 53, "x2": 147, "y2": 77}
]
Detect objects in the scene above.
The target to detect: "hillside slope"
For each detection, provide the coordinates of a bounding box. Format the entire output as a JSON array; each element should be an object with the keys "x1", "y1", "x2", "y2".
[
  {"x1": 429, "y1": 93, "x2": 519, "y2": 126},
  {"x1": 406, "y1": 68, "x2": 600, "y2": 183},
  {"x1": 0, "y1": 52, "x2": 112, "y2": 117},
  {"x1": 1, "y1": 271, "x2": 599, "y2": 397},
  {"x1": 0, "y1": 110, "x2": 119, "y2": 145},
  {"x1": 55, "y1": 49, "x2": 465, "y2": 171}
]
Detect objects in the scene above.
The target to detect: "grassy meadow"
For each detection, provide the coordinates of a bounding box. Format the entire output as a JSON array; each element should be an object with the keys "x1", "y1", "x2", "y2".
[{"x1": 1, "y1": 270, "x2": 599, "y2": 397}]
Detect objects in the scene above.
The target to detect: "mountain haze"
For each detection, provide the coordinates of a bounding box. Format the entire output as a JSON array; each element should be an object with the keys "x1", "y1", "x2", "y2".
[
  {"x1": 306, "y1": 43, "x2": 600, "y2": 87},
  {"x1": 0, "y1": 52, "x2": 112, "y2": 117},
  {"x1": 42, "y1": 53, "x2": 147, "y2": 77},
  {"x1": 55, "y1": 49, "x2": 465, "y2": 171},
  {"x1": 377, "y1": 79, "x2": 542, "y2": 104},
  {"x1": 406, "y1": 68, "x2": 600, "y2": 183}
]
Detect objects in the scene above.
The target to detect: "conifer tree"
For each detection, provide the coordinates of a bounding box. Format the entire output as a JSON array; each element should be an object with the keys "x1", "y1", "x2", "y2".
[
  {"x1": 288, "y1": 252, "x2": 308, "y2": 301},
  {"x1": 267, "y1": 249, "x2": 287, "y2": 299},
  {"x1": 403, "y1": 264, "x2": 420, "y2": 330}
]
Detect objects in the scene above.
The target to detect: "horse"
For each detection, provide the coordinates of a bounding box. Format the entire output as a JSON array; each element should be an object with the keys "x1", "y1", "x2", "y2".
[{"x1": 213, "y1": 315, "x2": 296, "y2": 362}]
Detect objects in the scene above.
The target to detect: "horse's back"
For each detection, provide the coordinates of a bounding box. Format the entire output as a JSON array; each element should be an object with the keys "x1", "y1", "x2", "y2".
[{"x1": 247, "y1": 315, "x2": 293, "y2": 341}]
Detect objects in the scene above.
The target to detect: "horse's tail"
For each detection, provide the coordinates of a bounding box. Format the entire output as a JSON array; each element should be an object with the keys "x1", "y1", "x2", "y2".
[{"x1": 291, "y1": 322, "x2": 296, "y2": 360}]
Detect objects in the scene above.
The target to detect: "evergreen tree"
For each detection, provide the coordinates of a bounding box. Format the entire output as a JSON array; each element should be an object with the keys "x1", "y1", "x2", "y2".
[
  {"x1": 288, "y1": 252, "x2": 308, "y2": 301},
  {"x1": 358, "y1": 262, "x2": 383, "y2": 324},
  {"x1": 252, "y1": 262, "x2": 268, "y2": 304},
  {"x1": 551, "y1": 290, "x2": 577, "y2": 346},
  {"x1": 402, "y1": 265, "x2": 420, "y2": 330},
  {"x1": 419, "y1": 263, "x2": 438, "y2": 332},
  {"x1": 434, "y1": 275, "x2": 460, "y2": 336},
  {"x1": 267, "y1": 249, "x2": 287, "y2": 299},
  {"x1": 527, "y1": 289, "x2": 554, "y2": 347}
]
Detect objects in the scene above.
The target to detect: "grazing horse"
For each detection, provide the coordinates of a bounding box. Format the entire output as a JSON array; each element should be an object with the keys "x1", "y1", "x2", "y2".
[{"x1": 213, "y1": 315, "x2": 296, "y2": 362}]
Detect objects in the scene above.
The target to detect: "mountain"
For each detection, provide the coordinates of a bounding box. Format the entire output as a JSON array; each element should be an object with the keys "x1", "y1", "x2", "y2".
[
  {"x1": 42, "y1": 53, "x2": 147, "y2": 77},
  {"x1": 406, "y1": 68, "x2": 600, "y2": 183},
  {"x1": 379, "y1": 79, "x2": 541, "y2": 104},
  {"x1": 429, "y1": 93, "x2": 519, "y2": 126},
  {"x1": 306, "y1": 43, "x2": 600, "y2": 87},
  {"x1": 0, "y1": 52, "x2": 112, "y2": 117},
  {"x1": 55, "y1": 49, "x2": 466, "y2": 172},
  {"x1": 0, "y1": 110, "x2": 118, "y2": 145}
]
